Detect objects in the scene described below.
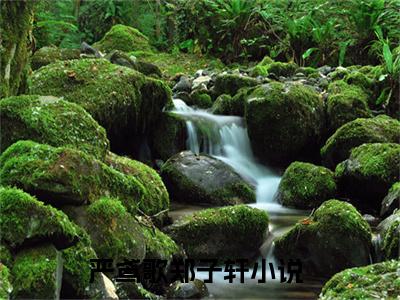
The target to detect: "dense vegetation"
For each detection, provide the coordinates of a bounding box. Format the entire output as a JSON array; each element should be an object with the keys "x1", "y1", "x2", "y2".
[{"x1": 0, "y1": 0, "x2": 399, "y2": 299}]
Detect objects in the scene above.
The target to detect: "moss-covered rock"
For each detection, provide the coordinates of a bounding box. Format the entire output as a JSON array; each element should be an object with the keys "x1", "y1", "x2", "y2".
[
  {"x1": 0, "y1": 94, "x2": 109, "y2": 160},
  {"x1": 321, "y1": 115, "x2": 400, "y2": 168},
  {"x1": 0, "y1": 245, "x2": 12, "y2": 268},
  {"x1": 167, "y1": 279, "x2": 209, "y2": 299},
  {"x1": 0, "y1": 263, "x2": 12, "y2": 299},
  {"x1": 93, "y1": 24, "x2": 152, "y2": 53},
  {"x1": 188, "y1": 90, "x2": 213, "y2": 108},
  {"x1": 30, "y1": 58, "x2": 172, "y2": 155},
  {"x1": 320, "y1": 260, "x2": 400, "y2": 299},
  {"x1": 0, "y1": 187, "x2": 79, "y2": 250},
  {"x1": 152, "y1": 113, "x2": 187, "y2": 161},
  {"x1": 161, "y1": 151, "x2": 255, "y2": 206},
  {"x1": 335, "y1": 143, "x2": 400, "y2": 212},
  {"x1": 265, "y1": 61, "x2": 298, "y2": 77},
  {"x1": 343, "y1": 71, "x2": 374, "y2": 96},
  {"x1": 326, "y1": 81, "x2": 372, "y2": 133},
  {"x1": 380, "y1": 211, "x2": 400, "y2": 260},
  {"x1": 31, "y1": 46, "x2": 80, "y2": 70},
  {"x1": 166, "y1": 205, "x2": 268, "y2": 260},
  {"x1": 276, "y1": 162, "x2": 337, "y2": 209},
  {"x1": 0, "y1": 141, "x2": 155, "y2": 215},
  {"x1": 11, "y1": 244, "x2": 59, "y2": 299},
  {"x1": 381, "y1": 182, "x2": 400, "y2": 217},
  {"x1": 213, "y1": 74, "x2": 258, "y2": 96},
  {"x1": 0, "y1": 0, "x2": 34, "y2": 98},
  {"x1": 245, "y1": 82, "x2": 325, "y2": 166},
  {"x1": 274, "y1": 200, "x2": 371, "y2": 277},
  {"x1": 211, "y1": 87, "x2": 254, "y2": 116},
  {"x1": 105, "y1": 152, "x2": 170, "y2": 216}
]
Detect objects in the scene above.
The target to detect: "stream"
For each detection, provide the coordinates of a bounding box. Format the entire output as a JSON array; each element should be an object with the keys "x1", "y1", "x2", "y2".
[{"x1": 168, "y1": 99, "x2": 325, "y2": 299}]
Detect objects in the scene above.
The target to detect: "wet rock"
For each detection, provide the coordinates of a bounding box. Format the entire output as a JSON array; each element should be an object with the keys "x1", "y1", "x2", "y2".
[
  {"x1": 321, "y1": 115, "x2": 400, "y2": 169},
  {"x1": 320, "y1": 260, "x2": 400, "y2": 299},
  {"x1": 378, "y1": 211, "x2": 400, "y2": 260},
  {"x1": 0, "y1": 187, "x2": 79, "y2": 250},
  {"x1": 80, "y1": 41, "x2": 102, "y2": 57},
  {"x1": 265, "y1": 62, "x2": 298, "y2": 77},
  {"x1": 245, "y1": 82, "x2": 325, "y2": 167},
  {"x1": 335, "y1": 143, "x2": 400, "y2": 213},
  {"x1": 93, "y1": 24, "x2": 152, "y2": 53},
  {"x1": 276, "y1": 162, "x2": 337, "y2": 209},
  {"x1": 381, "y1": 182, "x2": 400, "y2": 218},
  {"x1": 166, "y1": 205, "x2": 268, "y2": 260},
  {"x1": 214, "y1": 74, "x2": 258, "y2": 96},
  {"x1": 274, "y1": 200, "x2": 371, "y2": 277},
  {"x1": 160, "y1": 151, "x2": 255, "y2": 206},
  {"x1": 192, "y1": 75, "x2": 212, "y2": 90},
  {"x1": 30, "y1": 58, "x2": 172, "y2": 156},
  {"x1": 31, "y1": 46, "x2": 81, "y2": 70},
  {"x1": 0, "y1": 141, "x2": 167, "y2": 215},
  {"x1": 173, "y1": 76, "x2": 192, "y2": 93},
  {"x1": 167, "y1": 279, "x2": 209, "y2": 299},
  {"x1": 0, "y1": 94, "x2": 110, "y2": 160}
]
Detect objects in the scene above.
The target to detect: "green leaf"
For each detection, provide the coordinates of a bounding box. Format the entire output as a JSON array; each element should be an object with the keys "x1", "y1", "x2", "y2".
[
  {"x1": 302, "y1": 48, "x2": 319, "y2": 60},
  {"x1": 383, "y1": 42, "x2": 393, "y2": 73}
]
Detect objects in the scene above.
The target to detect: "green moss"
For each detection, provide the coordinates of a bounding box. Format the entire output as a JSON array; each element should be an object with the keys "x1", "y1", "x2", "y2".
[
  {"x1": 335, "y1": 143, "x2": 400, "y2": 212},
  {"x1": 297, "y1": 66, "x2": 318, "y2": 76},
  {"x1": 381, "y1": 212, "x2": 400, "y2": 260},
  {"x1": 265, "y1": 61, "x2": 298, "y2": 77},
  {"x1": 190, "y1": 90, "x2": 213, "y2": 109},
  {"x1": 381, "y1": 182, "x2": 400, "y2": 217},
  {"x1": 105, "y1": 152, "x2": 169, "y2": 216},
  {"x1": 328, "y1": 67, "x2": 350, "y2": 80},
  {"x1": 0, "y1": 264, "x2": 12, "y2": 299},
  {"x1": 0, "y1": 187, "x2": 79, "y2": 249},
  {"x1": 86, "y1": 198, "x2": 146, "y2": 262},
  {"x1": 93, "y1": 24, "x2": 151, "y2": 53},
  {"x1": 245, "y1": 82, "x2": 324, "y2": 166},
  {"x1": 320, "y1": 260, "x2": 400, "y2": 299},
  {"x1": 321, "y1": 115, "x2": 400, "y2": 168},
  {"x1": 0, "y1": 94, "x2": 110, "y2": 160},
  {"x1": 0, "y1": 245, "x2": 12, "y2": 268},
  {"x1": 167, "y1": 205, "x2": 268, "y2": 260},
  {"x1": 274, "y1": 200, "x2": 371, "y2": 277},
  {"x1": 212, "y1": 87, "x2": 254, "y2": 116},
  {"x1": 344, "y1": 71, "x2": 373, "y2": 92},
  {"x1": 141, "y1": 224, "x2": 179, "y2": 261},
  {"x1": 326, "y1": 81, "x2": 372, "y2": 132},
  {"x1": 250, "y1": 65, "x2": 268, "y2": 77},
  {"x1": 0, "y1": 141, "x2": 152, "y2": 215},
  {"x1": 0, "y1": 0, "x2": 35, "y2": 98},
  {"x1": 11, "y1": 244, "x2": 58, "y2": 299},
  {"x1": 258, "y1": 55, "x2": 274, "y2": 66},
  {"x1": 214, "y1": 74, "x2": 258, "y2": 96},
  {"x1": 30, "y1": 58, "x2": 172, "y2": 153},
  {"x1": 31, "y1": 46, "x2": 80, "y2": 70},
  {"x1": 131, "y1": 50, "x2": 224, "y2": 78},
  {"x1": 277, "y1": 162, "x2": 337, "y2": 209}
]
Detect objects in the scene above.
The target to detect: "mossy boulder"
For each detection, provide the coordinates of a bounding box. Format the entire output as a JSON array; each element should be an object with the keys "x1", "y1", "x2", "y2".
[
  {"x1": 0, "y1": 141, "x2": 155, "y2": 215},
  {"x1": 245, "y1": 82, "x2": 325, "y2": 166},
  {"x1": 381, "y1": 182, "x2": 400, "y2": 217},
  {"x1": 105, "y1": 152, "x2": 169, "y2": 216},
  {"x1": 0, "y1": 187, "x2": 79, "y2": 250},
  {"x1": 31, "y1": 46, "x2": 80, "y2": 70},
  {"x1": 161, "y1": 151, "x2": 255, "y2": 206},
  {"x1": 274, "y1": 200, "x2": 371, "y2": 277},
  {"x1": 213, "y1": 74, "x2": 258, "y2": 96},
  {"x1": 276, "y1": 162, "x2": 337, "y2": 209},
  {"x1": 0, "y1": 0, "x2": 35, "y2": 98},
  {"x1": 30, "y1": 58, "x2": 172, "y2": 155},
  {"x1": 265, "y1": 61, "x2": 298, "y2": 77},
  {"x1": 11, "y1": 244, "x2": 59, "y2": 299},
  {"x1": 211, "y1": 87, "x2": 254, "y2": 116},
  {"x1": 335, "y1": 143, "x2": 400, "y2": 212},
  {"x1": 343, "y1": 71, "x2": 374, "y2": 94},
  {"x1": 166, "y1": 205, "x2": 269, "y2": 260},
  {"x1": 152, "y1": 113, "x2": 187, "y2": 161},
  {"x1": 188, "y1": 90, "x2": 213, "y2": 109},
  {"x1": 167, "y1": 279, "x2": 209, "y2": 299},
  {"x1": 0, "y1": 94, "x2": 109, "y2": 160},
  {"x1": 0, "y1": 245, "x2": 12, "y2": 268},
  {"x1": 93, "y1": 24, "x2": 151, "y2": 53},
  {"x1": 379, "y1": 211, "x2": 400, "y2": 260},
  {"x1": 0, "y1": 264, "x2": 12, "y2": 299},
  {"x1": 320, "y1": 260, "x2": 400, "y2": 300},
  {"x1": 321, "y1": 115, "x2": 400, "y2": 168},
  {"x1": 326, "y1": 81, "x2": 372, "y2": 133}
]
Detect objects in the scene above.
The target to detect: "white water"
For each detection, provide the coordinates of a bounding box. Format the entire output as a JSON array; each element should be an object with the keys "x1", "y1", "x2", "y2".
[{"x1": 171, "y1": 99, "x2": 284, "y2": 212}]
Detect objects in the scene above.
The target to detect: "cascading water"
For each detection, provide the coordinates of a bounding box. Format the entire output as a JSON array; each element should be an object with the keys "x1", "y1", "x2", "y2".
[{"x1": 171, "y1": 99, "x2": 282, "y2": 210}]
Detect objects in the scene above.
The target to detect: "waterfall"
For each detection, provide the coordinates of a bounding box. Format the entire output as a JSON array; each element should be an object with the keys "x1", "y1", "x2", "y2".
[{"x1": 171, "y1": 99, "x2": 281, "y2": 207}]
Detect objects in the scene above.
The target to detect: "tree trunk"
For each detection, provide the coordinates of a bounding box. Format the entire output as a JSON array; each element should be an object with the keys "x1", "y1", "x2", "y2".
[{"x1": 0, "y1": 0, "x2": 35, "y2": 99}]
